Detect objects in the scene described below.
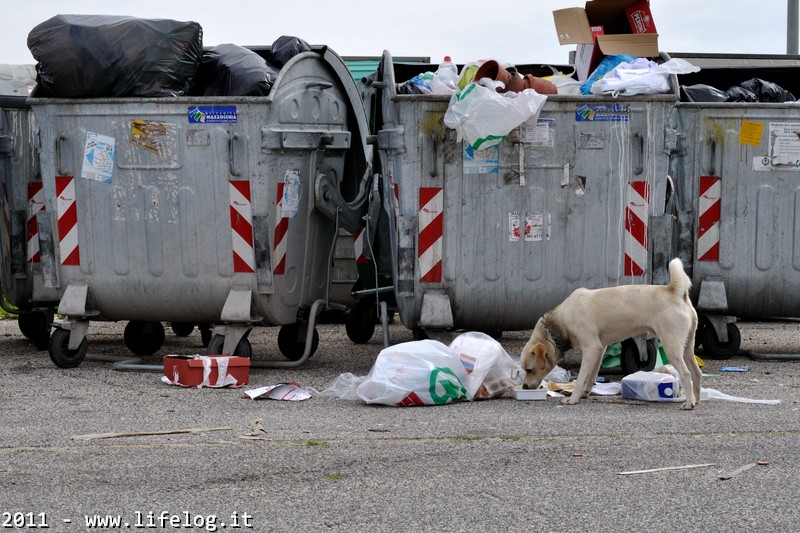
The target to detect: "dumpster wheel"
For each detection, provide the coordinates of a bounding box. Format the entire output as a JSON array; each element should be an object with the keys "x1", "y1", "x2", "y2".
[
  {"x1": 123, "y1": 321, "x2": 165, "y2": 356},
  {"x1": 18, "y1": 310, "x2": 53, "y2": 351},
  {"x1": 170, "y1": 322, "x2": 195, "y2": 337},
  {"x1": 620, "y1": 338, "x2": 658, "y2": 375},
  {"x1": 345, "y1": 300, "x2": 377, "y2": 344},
  {"x1": 700, "y1": 321, "x2": 741, "y2": 360},
  {"x1": 278, "y1": 323, "x2": 320, "y2": 361},
  {"x1": 48, "y1": 328, "x2": 88, "y2": 368},
  {"x1": 206, "y1": 334, "x2": 252, "y2": 358}
]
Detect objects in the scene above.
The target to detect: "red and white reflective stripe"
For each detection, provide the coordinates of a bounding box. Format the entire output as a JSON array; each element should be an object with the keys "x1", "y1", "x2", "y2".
[
  {"x1": 229, "y1": 180, "x2": 255, "y2": 273},
  {"x1": 273, "y1": 182, "x2": 288, "y2": 275},
  {"x1": 624, "y1": 181, "x2": 649, "y2": 276},
  {"x1": 418, "y1": 187, "x2": 443, "y2": 283},
  {"x1": 697, "y1": 175, "x2": 721, "y2": 262},
  {"x1": 55, "y1": 175, "x2": 80, "y2": 266},
  {"x1": 353, "y1": 227, "x2": 369, "y2": 265},
  {"x1": 27, "y1": 182, "x2": 45, "y2": 263}
]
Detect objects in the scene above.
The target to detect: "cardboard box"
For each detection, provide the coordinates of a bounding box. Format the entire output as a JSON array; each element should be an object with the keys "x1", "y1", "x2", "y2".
[
  {"x1": 163, "y1": 355, "x2": 250, "y2": 388},
  {"x1": 626, "y1": 0, "x2": 657, "y2": 34},
  {"x1": 553, "y1": 0, "x2": 659, "y2": 58},
  {"x1": 574, "y1": 25, "x2": 605, "y2": 82}
]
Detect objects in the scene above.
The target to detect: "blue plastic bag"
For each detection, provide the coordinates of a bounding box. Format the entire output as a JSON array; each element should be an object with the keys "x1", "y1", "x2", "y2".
[{"x1": 580, "y1": 54, "x2": 636, "y2": 95}]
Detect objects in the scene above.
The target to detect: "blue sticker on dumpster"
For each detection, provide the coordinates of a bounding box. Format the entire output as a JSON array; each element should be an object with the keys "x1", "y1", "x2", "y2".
[
  {"x1": 188, "y1": 106, "x2": 238, "y2": 123},
  {"x1": 575, "y1": 103, "x2": 630, "y2": 122}
]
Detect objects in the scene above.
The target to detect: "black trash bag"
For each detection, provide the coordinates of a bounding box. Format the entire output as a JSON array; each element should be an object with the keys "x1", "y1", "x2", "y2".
[
  {"x1": 27, "y1": 14, "x2": 203, "y2": 98},
  {"x1": 725, "y1": 85, "x2": 759, "y2": 102},
  {"x1": 739, "y1": 78, "x2": 795, "y2": 102},
  {"x1": 191, "y1": 43, "x2": 279, "y2": 96},
  {"x1": 680, "y1": 84, "x2": 729, "y2": 102},
  {"x1": 270, "y1": 35, "x2": 312, "y2": 68}
]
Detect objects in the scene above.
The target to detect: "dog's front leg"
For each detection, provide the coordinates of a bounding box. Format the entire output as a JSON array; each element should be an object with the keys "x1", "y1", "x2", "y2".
[{"x1": 561, "y1": 345, "x2": 604, "y2": 405}]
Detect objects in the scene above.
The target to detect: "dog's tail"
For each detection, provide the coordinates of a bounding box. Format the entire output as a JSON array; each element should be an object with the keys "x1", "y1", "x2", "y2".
[{"x1": 667, "y1": 257, "x2": 691, "y2": 300}]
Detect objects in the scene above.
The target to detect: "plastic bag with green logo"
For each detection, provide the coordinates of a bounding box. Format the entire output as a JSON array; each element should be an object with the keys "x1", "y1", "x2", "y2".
[{"x1": 357, "y1": 340, "x2": 469, "y2": 406}]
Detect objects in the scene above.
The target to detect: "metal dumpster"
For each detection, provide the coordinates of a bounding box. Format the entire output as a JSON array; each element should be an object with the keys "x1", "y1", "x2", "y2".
[
  {"x1": 30, "y1": 46, "x2": 371, "y2": 368},
  {"x1": 671, "y1": 53, "x2": 800, "y2": 358},
  {"x1": 371, "y1": 51, "x2": 681, "y2": 371},
  {"x1": 0, "y1": 64, "x2": 59, "y2": 349}
]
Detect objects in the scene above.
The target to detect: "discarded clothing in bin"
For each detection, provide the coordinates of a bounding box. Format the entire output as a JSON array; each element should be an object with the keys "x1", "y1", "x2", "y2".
[
  {"x1": 191, "y1": 43, "x2": 279, "y2": 96},
  {"x1": 27, "y1": 14, "x2": 203, "y2": 97}
]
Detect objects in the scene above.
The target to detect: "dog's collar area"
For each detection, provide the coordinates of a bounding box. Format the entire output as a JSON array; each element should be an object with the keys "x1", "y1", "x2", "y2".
[{"x1": 542, "y1": 321, "x2": 564, "y2": 353}]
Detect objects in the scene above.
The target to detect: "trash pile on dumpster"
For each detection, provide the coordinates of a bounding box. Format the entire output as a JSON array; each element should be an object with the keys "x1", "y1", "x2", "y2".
[
  {"x1": 26, "y1": 14, "x2": 313, "y2": 98},
  {"x1": 1, "y1": 0, "x2": 799, "y2": 414}
]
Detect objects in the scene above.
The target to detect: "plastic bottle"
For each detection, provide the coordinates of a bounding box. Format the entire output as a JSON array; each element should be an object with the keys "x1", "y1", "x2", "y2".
[{"x1": 435, "y1": 55, "x2": 459, "y2": 90}]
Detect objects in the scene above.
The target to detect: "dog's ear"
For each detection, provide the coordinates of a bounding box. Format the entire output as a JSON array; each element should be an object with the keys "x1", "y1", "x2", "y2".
[{"x1": 533, "y1": 343, "x2": 549, "y2": 367}]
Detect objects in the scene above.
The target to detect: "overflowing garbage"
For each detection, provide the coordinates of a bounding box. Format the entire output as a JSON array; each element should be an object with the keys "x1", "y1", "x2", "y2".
[
  {"x1": 26, "y1": 14, "x2": 312, "y2": 98},
  {"x1": 321, "y1": 332, "x2": 519, "y2": 406}
]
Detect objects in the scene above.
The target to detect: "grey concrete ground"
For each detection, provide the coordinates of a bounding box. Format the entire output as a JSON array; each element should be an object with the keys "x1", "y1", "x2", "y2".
[{"x1": 1, "y1": 317, "x2": 799, "y2": 532}]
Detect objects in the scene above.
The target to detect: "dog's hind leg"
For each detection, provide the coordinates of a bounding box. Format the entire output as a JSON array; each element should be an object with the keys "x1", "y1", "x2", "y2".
[
  {"x1": 660, "y1": 337, "x2": 696, "y2": 410},
  {"x1": 683, "y1": 329, "x2": 702, "y2": 407},
  {"x1": 562, "y1": 344, "x2": 604, "y2": 405}
]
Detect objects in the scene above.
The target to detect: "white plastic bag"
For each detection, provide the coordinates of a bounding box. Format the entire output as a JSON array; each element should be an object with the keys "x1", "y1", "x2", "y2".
[
  {"x1": 356, "y1": 340, "x2": 469, "y2": 406},
  {"x1": 444, "y1": 80, "x2": 548, "y2": 150},
  {"x1": 449, "y1": 331, "x2": 517, "y2": 400},
  {"x1": 590, "y1": 57, "x2": 700, "y2": 96}
]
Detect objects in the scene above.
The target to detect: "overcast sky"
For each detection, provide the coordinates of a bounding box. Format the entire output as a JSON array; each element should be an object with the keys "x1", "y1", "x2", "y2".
[{"x1": 2, "y1": 1, "x2": 796, "y2": 66}]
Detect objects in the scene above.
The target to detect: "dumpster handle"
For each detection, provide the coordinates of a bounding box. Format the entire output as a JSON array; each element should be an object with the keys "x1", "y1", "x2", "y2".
[
  {"x1": 306, "y1": 81, "x2": 334, "y2": 90},
  {"x1": 55, "y1": 134, "x2": 67, "y2": 175},
  {"x1": 633, "y1": 130, "x2": 644, "y2": 175},
  {"x1": 707, "y1": 137, "x2": 716, "y2": 176},
  {"x1": 228, "y1": 132, "x2": 241, "y2": 176},
  {"x1": 429, "y1": 133, "x2": 438, "y2": 177}
]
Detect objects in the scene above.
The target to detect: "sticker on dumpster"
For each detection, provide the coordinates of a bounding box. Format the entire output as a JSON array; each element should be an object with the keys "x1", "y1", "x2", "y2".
[
  {"x1": 575, "y1": 103, "x2": 631, "y2": 122},
  {"x1": 697, "y1": 176, "x2": 720, "y2": 262},
  {"x1": 624, "y1": 181, "x2": 650, "y2": 276},
  {"x1": 187, "y1": 105, "x2": 237, "y2": 124},
  {"x1": 463, "y1": 142, "x2": 498, "y2": 174},
  {"x1": 81, "y1": 131, "x2": 115, "y2": 183},
  {"x1": 130, "y1": 119, "x2": 173, "y2": 156},
  {"x1": 578, "y1": 132, "x2": 605, "y2": 149},
  {"x1": 509, "y1": 212, "x2": 521, "y2": 241},
  {"x1": 525, "y1": 212, "x2": 544, "y2": 242},
  {"x1": 281, "y1": 170, "x2": 301, "y2": 218},
  {"x1": 55, "y1": 176, "x2": 80, "y2": 266},
  {"x1": 521, "y1": 118, "x2": 555, "y2": 146},
  {"x1": 229, "y1": 181, "x2": 255, "y2": 273},
  {"x1": 752, "y1": 156, "x2": 800, "y2": 172},
  {"x1": 768, "y1": 122, "x2": 800, "y2": 167},
  {"x1": 738, "y1": 120, "x2": 764, "y2": 147},
  {"x1": 418, "y1": 187, "x2": 443, "y2": 283}
]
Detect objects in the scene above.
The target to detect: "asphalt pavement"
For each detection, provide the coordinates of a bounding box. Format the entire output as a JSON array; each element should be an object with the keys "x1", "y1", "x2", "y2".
[{"x1": 1, "y1": 317, "x2": 799, "y2": 532}]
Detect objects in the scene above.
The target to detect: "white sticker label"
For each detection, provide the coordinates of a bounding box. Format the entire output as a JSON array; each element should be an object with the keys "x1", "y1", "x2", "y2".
[
  {"x1": 82, "y1": 131, "x2": 116, "y2": 183},
  {"x1": 282, "y1": 170, "x2": 301, "y2": 218},
  {"x1": 509, "y1": 212, "x2": 521, "y2": 242},
  {"x1": 525, "y1": 212, "x2": 544, "y2": 242}
]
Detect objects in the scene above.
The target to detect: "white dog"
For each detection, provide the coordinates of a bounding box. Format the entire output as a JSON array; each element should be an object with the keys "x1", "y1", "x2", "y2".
[{"x1": 520, "y1": 258, "x2": 701, "y2": 410}]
